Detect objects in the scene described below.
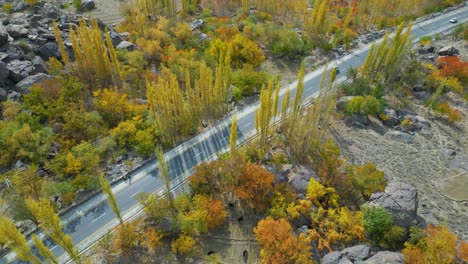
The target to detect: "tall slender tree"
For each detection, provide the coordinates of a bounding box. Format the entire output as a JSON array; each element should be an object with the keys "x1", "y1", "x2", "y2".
[
  {"x1": 32, "y1": 234, "x2": 59, "y2": 264},
  {"x1": 99, "y1": 175, "x2": 123, "y2": 224},
  {"x1": 229, "y1": 115, "x2": 238, "y2": 155},
  {"x1": 155, "y1": 147, "x2": 176, "y2": 217},
  {"x1": 0, "y1": 216, "x2": 42, "y2": 264},
  {"x1": 26, "y1": 198, "x2": 81, "y2": 263},
  {"x1": 292, "y1": 62, "x2": 306, "y2": 113}
]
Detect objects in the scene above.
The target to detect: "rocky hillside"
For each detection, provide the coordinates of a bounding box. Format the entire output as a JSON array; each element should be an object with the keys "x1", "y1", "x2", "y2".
[{"x1": 0, "y1": 2, "x2": 130, "y2": 102}]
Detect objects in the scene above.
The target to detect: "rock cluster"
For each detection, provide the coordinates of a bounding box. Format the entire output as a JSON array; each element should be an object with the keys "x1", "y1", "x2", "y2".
[
  {"x1": 322, "y1": 245, "x2": 404, "y2": 264},
  {"x1": 0, "y1": 1, "x2": 131, "y2": 101}
]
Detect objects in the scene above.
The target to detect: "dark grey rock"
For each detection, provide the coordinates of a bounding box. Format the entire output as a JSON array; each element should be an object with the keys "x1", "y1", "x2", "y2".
[
  {"x1": 296, "y1": 225, "x2": 308, "y2": 235},
  {"x1": 0, "y1": 61, "x2": 9, "y2": 84},
  {"x1": 14, "y1": 0, "x2": 29, "y2": 12},
  {"x1": 44, "y1": 4, "x2": 61, "y2": 19},
  {"x1": 381, "y1": 108, "x2": 398, "y2": 127},
  {"x1": 8, "y1": 12, "x2": 30, "y2": 25},
  {"x1": 116, "y1": 40, "x2": 135, "y2": 51},
  {"x1": 108, "y1": 29, "x2": 123, "y2": 46},
  {"x1": 336, "y1": 96, "x2": 355, "y2": 112},
  {"x1": 0, "y1": 87, "x2": 7, "y2": 101},
  {"x1": 345, "y1": 113, "x2": 370, "y2": 127},
  {"x1": 384, "y1": 131, "x2": 414, "y2": 144},
  {"x1": 38, "y1": 42, "x2": 60, "y2": 59},
  {"x1": 4, "y1": 45, "x2": 25, "y2": 61},
  {"x1": 287, "y1": 165, "x2": 319, "y2": 194},
  {"x1": 32, "y1": 56, "x2": 47, "y2": 73},
  {"x1": 30, "y1": 15, "x2": 44, "y2": 25},
  {"x1": 16, "y1": 73, "x2": 51, "y2": 93},
  {"x1": 0, "y1": 24, "x2": 10, "y2": 47},
  {"x1": 412, "y1": 84, "x2": 424, "y2": 92},
  {"x1": 368, "y1": 182, "x2": 419, "y2": 229},
  {"x1": 413, "y1": 91, "x2": 429, "y2": 101},
  {"x1": 341, "y1": 245, "x2": 371, "y2": 261},
  {"x1": 7, "y1": 60, "x2": 34, "y2": 82},
  {"x1": 6, "y1": 24, "x2": 29, "y2": 38},
  {"x1": 322, "y1": 251, "x2": 342, "y2": 264},
  {"x1": 80, "y1": 0, "x2": 96, "y2": 11},
  {"x1": 198, "y1": 33, "x2": 209, "y2": 42},
  {"x1": 361, "y1": 251, "x2": 403, "y2": 264},
  {"x1": 0, "y1": 52, "x2": 9, "y2": 62},
  {"x1": 7, "y1": 90, "x2": 21, "y2": 101},
  {"x1": 438, "y1": 46, "x2": 458, "y2": 56},
  {"x1": 190, "y1": 19, "x2": 205, "y2": 30}
]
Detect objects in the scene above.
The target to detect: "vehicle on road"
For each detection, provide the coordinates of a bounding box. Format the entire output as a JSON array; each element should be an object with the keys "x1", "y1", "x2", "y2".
[{"x1": 449, "y1": 18, "x2": 458, "y2": 23}]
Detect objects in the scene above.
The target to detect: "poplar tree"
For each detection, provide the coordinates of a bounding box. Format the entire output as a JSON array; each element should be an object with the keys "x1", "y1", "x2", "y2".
[
  {"x1": 0, "y1": 216, "x2": 41, "y2": 264},
  {"x1": 155, "y1": 147, "x2": 176, "y2": 217},
  {"x1": 229, "y1": 115, "x2": 238, "y2": 154},
  {"x1": 54, "y1": 20, "x2": 121, "y2": 89},
  {"x1": 281, "y1": 89, "x2": 291, "y2": 119},
  {"x1": 292, "y1": 61, "x2": 306, "y2": 113},
  {"x1": 147, "y1": 70, "x2": 192, "y2": 145},
  {"x1": 99, "y1": 175, "x2": 123, "y2": 224},
  {"x1": 32, "y1": 234, "x2": 59, "y2": 264},
  {"x1": 361, "y1": 22, "x2": 413, "y2": 83},
  {"x1": 26, "y1": 198, "x2": 81, "y2": 263},
  {"x1": 255, "y1": 79, "x2": 280, "y2": 147}
]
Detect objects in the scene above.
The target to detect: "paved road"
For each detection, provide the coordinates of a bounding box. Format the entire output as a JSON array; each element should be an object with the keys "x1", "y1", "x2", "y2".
[{"x1": 1, "y1": 5, "x2": 467, "y2": 264}]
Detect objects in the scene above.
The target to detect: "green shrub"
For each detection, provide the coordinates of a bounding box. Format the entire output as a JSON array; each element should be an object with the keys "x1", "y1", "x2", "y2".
[
  {"x1": 346, "y1": 95, "x2": 383, "y2": 116},
  {"x1": 408, "y1": 226, "x2": 426, "y2": 245},
  {"x1": 231, "y1": 65, "x2": 268, "y2": 95},
  {"x1": 364, "y1": 206, "x2": 394, "y2": 244},
  {"x1": 73, "y1": 0, "x2": 82, "y2": 9},
  {"x1": 2, "y1": 3, "x2": 13, "y2": 12},
  {"x1": 419, "y1": 36, "x2": 432, "y2": 46},
  {"x1": 232, "y1": 87, "x2": 243, "y2": 102}
]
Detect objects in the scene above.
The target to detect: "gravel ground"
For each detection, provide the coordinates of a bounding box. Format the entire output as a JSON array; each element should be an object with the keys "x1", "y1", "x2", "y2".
[{"x1": 330, "y1": 36, "x2": 468, "y2": 240}]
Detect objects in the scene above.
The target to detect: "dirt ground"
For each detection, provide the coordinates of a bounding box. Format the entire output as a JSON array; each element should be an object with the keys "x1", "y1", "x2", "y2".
[{"x1": 330, "y1": 36, "x2": 468, "y2": 240}]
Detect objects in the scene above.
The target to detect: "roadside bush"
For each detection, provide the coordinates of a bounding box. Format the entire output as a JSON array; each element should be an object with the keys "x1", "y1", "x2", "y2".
[
  {"x1": 340, "y1": 77, "x2": 373, "y2": 96},
  {"x1": 419, "y1": 36, "x2": 432, "y2": 46},
  {"x1": 346, "y1": 96, "x2": 383, "y2": 116},
  {"x1": 231, "y1": 65, "x2": 268, "y2": 95}
]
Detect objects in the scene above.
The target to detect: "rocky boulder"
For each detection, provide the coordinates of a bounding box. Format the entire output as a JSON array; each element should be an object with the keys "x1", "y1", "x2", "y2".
[
  {"x1": 287, "y1": 165, "x2": 319, "y2": 194},
  {"x1": 80, "y1": 0, "x2": 96, "y2": 11},
  {"x1": 38, "y1": 42, "x2": 60, "y2": 59},
  {"x1": 5, "y1": 24, "x2": 29, "y2": 38},
  {"x1": 0, "y1": 61, "x2": 9, "y2": 85},
  {"x1": 336, "y1": 96, "x2": 355, "y2": 112},
  {"x1": 384, "y1": 131, "x2": 414, "y2": 144},
  {"x1": 6, "y1": 60, "x2": 34, "y2": 82},
  {"x1": 359, "y1": 251, "x2": 403, "y2": 264},
  {"x1": 368, "y1": 182, "x2": 419, "y2": 229},
  {"x1": 116, "y1": 41, "x2": 136, "y2": 51},
  {"x1": 15, "y1": 73, "x2": 51, "y2": 93},
  {"x1": 0, "y1": 24, "x2": 9, "y2": 47},
  {"x1": 381, "y1": 108, "x2": 399, "y2": 127},
  {"x1": 345, "y1": 113, "x2": 370, "y2": 127},
  {"x1": 322, "y1": 245, "x2": 371, "y2": 264},
  {"x1": 0, "y1": 87, "x2": 7, "y2": 101},
  {"x1": 438, "y1": 46, "x2": 458, "y2": 56}
]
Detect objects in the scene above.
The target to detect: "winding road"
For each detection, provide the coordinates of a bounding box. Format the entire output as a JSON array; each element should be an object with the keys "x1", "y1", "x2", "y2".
[{"x1": 1, "y1": 5, "x2": 467, "y2": 264}]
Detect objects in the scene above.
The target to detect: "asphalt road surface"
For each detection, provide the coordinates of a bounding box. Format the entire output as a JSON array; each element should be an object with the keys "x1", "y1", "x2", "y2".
[{"x1": 1, "y1": 5, "x2": 467, "y2": 264}]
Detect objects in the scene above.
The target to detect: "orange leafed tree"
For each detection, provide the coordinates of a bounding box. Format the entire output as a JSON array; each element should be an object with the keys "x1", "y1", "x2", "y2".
[
  {"x1": 254, "y1": 218, "x2": 313, "y2": 264},
  {"x1": 235, "y1": 163, "x2": 274, "y2": 211},
  {"x1": 193, "y1": 195, "x2": 227, "y2": 229},
  {"x1": 403, "y1": 225, "x2": 459, "y2": 264},
  {"x1": 436, "y1": 56, "x2": 468, "y2": 81}
]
